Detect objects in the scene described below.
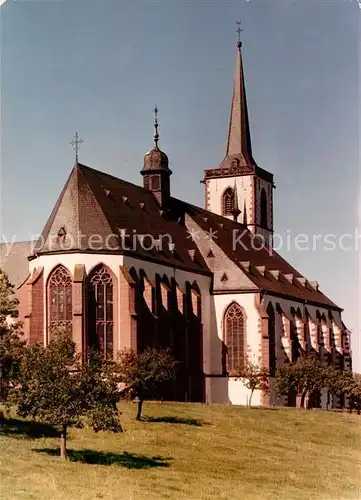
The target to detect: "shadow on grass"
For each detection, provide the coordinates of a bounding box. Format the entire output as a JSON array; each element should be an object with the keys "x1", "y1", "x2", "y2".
[
  {"x1": 0, "y1": 418, "x2": 59, "y2": 439},
  {"x1": 34, "y1": 448, "x2": 172, "y2": 468},
  {"x1": 248, "y1": 407, "x2": 280, "y2": 412},
  {"x1": 143, "y1": 415, "x2": 207, "y2": 426}
]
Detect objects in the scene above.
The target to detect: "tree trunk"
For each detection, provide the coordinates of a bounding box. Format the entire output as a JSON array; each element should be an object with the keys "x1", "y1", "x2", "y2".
[
  {"x1": 298, "y1": 391, "x2": 307, "y2": 409},
  {"x1": 136, "y1": 399, "x2": 143, "y2": 421},
  {"x1": 60, "y1": 425, "x2": 67, "y2": 460},
  {"x1": 249, "y1": 390, "x2": 254, "y2": 408}
]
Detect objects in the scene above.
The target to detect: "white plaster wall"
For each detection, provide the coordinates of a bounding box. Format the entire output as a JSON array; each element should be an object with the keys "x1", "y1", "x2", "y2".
[
  {"x1": 29, "y1": 253, "x2": 125, "y2": 346},
  {"x1": 262, "y1": 294, "x2": 344, "y2": 409},
  {"x1": 262, "y1": 294, "x2": 342, "y2": 334},
  {"x1": 206, "y1": 175, "x2": 273, "y2": 243},
  {"x1": 123, "y1": 255, "x2": 214, "y2": 375},
  {"x1": 254, "y1": 177, "x2": 273, "y2": 233},
  {"x1": 207, "y1": 176, "x2": 253, "y2": 224},
  {"x1": 29, "y1": 253, "x2": 218, "y2": 401},
  {"x1": 208, "y1": 292, "x2": 263, "y2": 406}
]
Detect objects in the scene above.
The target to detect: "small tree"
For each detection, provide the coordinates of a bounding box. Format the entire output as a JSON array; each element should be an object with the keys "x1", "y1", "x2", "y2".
[
  {"x1": 0, "y1": 269, "x2": 25, "y2": 406},
  {"x1": 235, "y1": 361, "x2": 269, "y2": 407},
  {"x1": 324, "y1": 369, "x2": 350, "y2": 410},
  {"x1": 14, "y1": 331, "x2": 122, "y2": 459},
  {"x1": 341, "y1": 372, "x2": 361, "y2": 414},
  {"x1": 0, "y1": 269, "x2": 21, "y2": 318},
  {"x1": 275, "y1": 356, "x2": 330, "y2": 409},
  {"x1": 117, "y1": 347, "x2": 176, "y2": 420}
]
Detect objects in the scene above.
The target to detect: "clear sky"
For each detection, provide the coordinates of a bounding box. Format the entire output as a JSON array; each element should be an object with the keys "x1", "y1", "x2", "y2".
[{"x1": 0, "y1": 0, "x2": 359, "y2": 368}]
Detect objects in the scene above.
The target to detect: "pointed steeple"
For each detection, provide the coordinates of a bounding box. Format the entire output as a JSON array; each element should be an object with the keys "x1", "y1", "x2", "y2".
[{"x1": 224, "y1": 41, "x2": 254, "y2": 166}]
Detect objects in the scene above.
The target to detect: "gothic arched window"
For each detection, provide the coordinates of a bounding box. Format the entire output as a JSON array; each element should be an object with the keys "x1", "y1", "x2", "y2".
[
  {"x1": 48, "y1": 265, "x2": 72, "y2": 335},
  {"x1": 260, "y1": 188, "x2": 268, "y2": 228},
  {"x1": 222, "y1": 187, "x2": 234, "y2": 216},
  {"x1": 224, "y1": 302, "x2": 245, "y2": 373},
  {"x1": 290, "y1": 319, "x2": 300, "y2": 362},
  {"x1": 88, "y1": 265, "x2": 114, "y2": 359},
  {"x1": 267, "y1": 302, "x2": 276, "y2": 376}
]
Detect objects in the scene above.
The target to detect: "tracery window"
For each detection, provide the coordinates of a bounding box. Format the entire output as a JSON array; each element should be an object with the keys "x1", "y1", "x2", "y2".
[
  {"x1": 290, "y1": 320, "x2": 300, "y2": 362},
  {"x1": 48, "y1": 265, "x2": 72, "y2": 335},
  {"x1": 224, "y1": 302, "x2": 245, "y2": 373},
  {"x1": 222, "y1": 187, "x2": 234, "y2": 216},
  {"x1": 88, "y1": 266, "x2": 114, "y2": 359}
]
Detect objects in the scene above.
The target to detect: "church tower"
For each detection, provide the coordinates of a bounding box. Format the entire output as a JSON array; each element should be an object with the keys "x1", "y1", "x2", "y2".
[
  {"x1": 204, "y1": 40, "x2": 274, "y2": 243},
  {"x1": 141, "y1": 107, "x2": 172, "y2": 207}
]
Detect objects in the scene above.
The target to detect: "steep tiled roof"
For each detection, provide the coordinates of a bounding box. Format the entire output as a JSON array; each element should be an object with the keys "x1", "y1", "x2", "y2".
[
  {"x1": 33, "y1": 163, "x2": 210, "y2": 275},
  {"x1": 181, "y1": 202, "x2": 339, "y2": 309},
  {"x1": 32, "y1": 162, "x2": 340, "y2": 310}
]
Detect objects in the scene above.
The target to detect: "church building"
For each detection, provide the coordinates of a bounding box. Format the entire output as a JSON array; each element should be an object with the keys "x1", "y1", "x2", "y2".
[{"x1": 1, "y1": 41, "x2": 352, "y2": 407}]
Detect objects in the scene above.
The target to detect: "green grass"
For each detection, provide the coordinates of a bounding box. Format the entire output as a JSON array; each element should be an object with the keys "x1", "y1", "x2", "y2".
[{"x1": 1, "y1": 402, "x2": 360, "y2": 500}]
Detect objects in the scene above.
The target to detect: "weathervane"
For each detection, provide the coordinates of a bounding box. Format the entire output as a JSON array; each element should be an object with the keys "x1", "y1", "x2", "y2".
[
  {"x1": 70, "y1": 132, "x2": 83, "y2": 163},
  {"x1": 236, "y1": 20, "x2": 243, "y2": 47},
  {"x1": 153, "y1": 106, "x2": 159, "y2": 148}
]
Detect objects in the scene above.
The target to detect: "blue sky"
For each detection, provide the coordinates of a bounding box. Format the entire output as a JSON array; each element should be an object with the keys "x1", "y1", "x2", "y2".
[{"x1": 1, "y1": 0, "x2": 359, "y2": 368}]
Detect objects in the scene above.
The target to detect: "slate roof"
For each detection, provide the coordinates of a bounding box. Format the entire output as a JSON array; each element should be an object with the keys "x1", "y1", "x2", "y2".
[
  {"x1": 31, "y1": 162, "x2": 340, "y2": 310},
  {"x1": 33, "y1": 163, "x2": 210, "y2": 275},
  {"x1": 181, "y1": 202, "x2": 339, "y2": 309}
]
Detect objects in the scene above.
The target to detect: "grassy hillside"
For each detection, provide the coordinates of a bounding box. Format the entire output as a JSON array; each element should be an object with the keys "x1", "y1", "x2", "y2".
[{"x1": 1, "y1": 402, "x2": 360, "y2": 500}]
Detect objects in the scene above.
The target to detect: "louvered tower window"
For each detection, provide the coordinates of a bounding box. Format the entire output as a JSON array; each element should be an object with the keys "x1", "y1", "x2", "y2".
[
  {"x1": 260, "y1": 188, "x2": 268, "y2": 228},
  {"x1": 88, "y1": 266, "x2": 114, "y2": 359},
  {"x1": 48, "y1": 265, "x2": 72, "y2": 335},
  {"x1": 222, "y1": 188, "x2": 234, "y2": 216},
  {"x1": 224, "y1": 302, "x2": 245, "y2": 373}
]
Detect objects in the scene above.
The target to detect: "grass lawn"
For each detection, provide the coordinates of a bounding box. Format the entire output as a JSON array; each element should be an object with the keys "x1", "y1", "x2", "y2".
[{"x1": 1, "y1": 402, "x2": 360, "y2": 500}]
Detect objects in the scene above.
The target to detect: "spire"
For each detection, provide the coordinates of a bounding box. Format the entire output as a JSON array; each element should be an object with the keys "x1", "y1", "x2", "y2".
[
  {"x1": 225, "y1": 33, "x2": 254, "y2": 165},
  {"x1": 153, "y1": 105, "x2": 159, "y2": 148}
]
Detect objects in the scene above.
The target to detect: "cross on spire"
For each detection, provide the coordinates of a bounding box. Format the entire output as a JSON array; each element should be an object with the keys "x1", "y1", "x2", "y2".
[
  {"x1": 153, "y1": 106, "x2": 159, "y2": 148},
  {"x1": 70, "y1": 132, "x2": 83, "y2": 163},
  {"x1": 236, "y1": 20, "x2": 243, "y2": 48}
]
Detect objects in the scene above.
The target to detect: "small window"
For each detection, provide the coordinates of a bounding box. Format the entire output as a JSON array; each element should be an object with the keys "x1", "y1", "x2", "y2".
[{"x1": 151, "y1": 175, "x2": 160, "y2": 190}]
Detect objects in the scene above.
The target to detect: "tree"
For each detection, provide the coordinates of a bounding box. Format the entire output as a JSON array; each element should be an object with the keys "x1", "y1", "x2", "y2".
[
  {"x1": 339, "y1": 372, "x2": 361, "y2": 414},
  {"x1": 117, "y1": 347, "x2": 176, "y2": 420},
  {"x1": 235, "y1": 361, "x2": 269, "y2": 407},
  {"x1": 324, "y1": 368, "x2": 349, "y2": 410},
  {"x1": 0, "y1": 269, "x2": 25, "y2": 406},
  {"x1": 348, "y1": 373, "x2": 361, "y2": 414},
  {"x1": 0, "y1": 269, "x2": 20, "y2": 318},
  {"x1": 14, "y1": 330, "x2": 122, "y2": 459},
  {"x1": 275, "y1": 356, "x2": 330, "y2": 409}
]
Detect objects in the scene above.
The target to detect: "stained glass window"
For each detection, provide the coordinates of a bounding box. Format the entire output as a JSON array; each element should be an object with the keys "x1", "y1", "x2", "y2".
[
  {"x1": 48, "y1": 265, "x2": 72, "y2": 335},
  {"x1": 88, "y1": 266, "x2": 114, "y2": 359},
  {"x1": 224, "y1": 302, "x2": 245, "y2": 373}
]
